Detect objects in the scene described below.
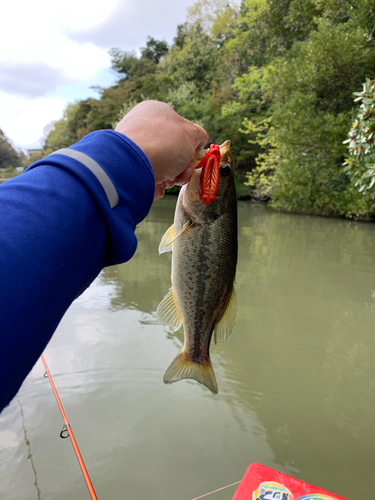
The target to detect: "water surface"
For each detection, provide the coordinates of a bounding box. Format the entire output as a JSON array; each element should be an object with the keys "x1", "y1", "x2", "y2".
[{"x1": 1, "y1": 198, "x2": 375, "y2": 500}]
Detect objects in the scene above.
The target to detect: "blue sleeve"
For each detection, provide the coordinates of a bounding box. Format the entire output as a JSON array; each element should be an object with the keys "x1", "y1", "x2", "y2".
[{"x1": 0, "y1": 130, "x2": 155, "y2": 412}]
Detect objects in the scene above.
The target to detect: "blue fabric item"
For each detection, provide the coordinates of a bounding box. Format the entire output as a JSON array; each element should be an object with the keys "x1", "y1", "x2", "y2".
[{"x1": 0, "y1": 130, "x2": 155, "y2": 412}]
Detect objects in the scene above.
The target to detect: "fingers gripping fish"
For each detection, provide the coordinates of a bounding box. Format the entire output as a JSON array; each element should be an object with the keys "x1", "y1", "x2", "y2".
[{"x1": 157, "y1": 141, "x2": 238, "y2": 394}]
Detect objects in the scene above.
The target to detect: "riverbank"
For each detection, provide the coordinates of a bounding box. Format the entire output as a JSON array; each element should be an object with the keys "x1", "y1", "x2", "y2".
[
  {"x1": 2, "y1": 169, "x2": 373, "y2": 222},
  {"x1": 0, "y1": 170, "x2": 23, "y2": 181}
]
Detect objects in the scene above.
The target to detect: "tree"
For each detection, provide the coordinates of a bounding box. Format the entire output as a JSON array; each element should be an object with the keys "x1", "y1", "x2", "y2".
[
  {"x1": 43, "y1": 103, "x2": 80, "y2": 154},
  {"x1": 140, "y1": 37, "x2": 168, "y2": 64},
  {"x1": 38, "y1": 0, "x2": 375, "y2": 215},
  {"x1": 344, "y1": 79, "x2": 375, "y2": 197},
  {"x1": 109, "y1": 48, "x2": 157, "y2": 79},
  {"x1": 109, "y1": 37, "x2": 168, "y2": 81},
  {"x1": 0, "y1": 129, "x2": 22, "y2": 169},
  {"x1": 234, "y1": 0, "x2": 375, "y2": 216},
  {"x1": 173, "y1": 23, "x2": 188, "y2": 49},
  {"x1": 267, "y1": 18, "x2": 375, "y2": 216}
]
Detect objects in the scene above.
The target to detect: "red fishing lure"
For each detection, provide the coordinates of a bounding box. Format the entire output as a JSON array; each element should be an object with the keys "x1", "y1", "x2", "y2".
[{"x1": 195, "y1": 144, "x2": 221, "y2": 204}]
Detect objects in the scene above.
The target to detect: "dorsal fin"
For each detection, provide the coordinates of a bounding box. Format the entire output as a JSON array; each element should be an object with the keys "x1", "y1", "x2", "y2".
[{"x1": 214, "y1": 286, "x2": 237, "y2": 344}]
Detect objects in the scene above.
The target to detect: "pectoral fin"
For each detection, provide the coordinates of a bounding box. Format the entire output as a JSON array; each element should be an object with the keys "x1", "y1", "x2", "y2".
[
  {"x1": 214, "y1": 286, "x2": 237, "y2": 345},
  {"x1": 159, "y1": 224, "x2": 175, "y2": 254},
  {"x1": 163, "y1": 352, "x2": 218, "y2": 395},
  {"x1": 158, "y1": 221, "x2": 192, "y2": 254},
  {"x1": 156, "y1": 288, "x2": 183, "y2": 332}
]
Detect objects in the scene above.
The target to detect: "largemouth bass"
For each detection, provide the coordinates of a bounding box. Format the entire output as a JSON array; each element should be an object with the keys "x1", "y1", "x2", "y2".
[{"x1": 157, "y1": 140, "x2": 238, "y2": 394}]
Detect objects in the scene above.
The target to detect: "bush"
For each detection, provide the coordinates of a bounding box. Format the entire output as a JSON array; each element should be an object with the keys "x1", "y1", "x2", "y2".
[{"x1": 343, "y1": 78, "x2": 375, "y2": 197}]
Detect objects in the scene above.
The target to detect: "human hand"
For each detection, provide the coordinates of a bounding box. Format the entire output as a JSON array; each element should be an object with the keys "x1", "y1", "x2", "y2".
[{"x1": 115, "y1": 100, "x2": 208, "y2": 199}]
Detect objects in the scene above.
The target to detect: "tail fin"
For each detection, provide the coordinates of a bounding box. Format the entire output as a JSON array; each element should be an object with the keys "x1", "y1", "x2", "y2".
[{"x1": 163, "y1": 352, "x2": 218, "y2": 394}]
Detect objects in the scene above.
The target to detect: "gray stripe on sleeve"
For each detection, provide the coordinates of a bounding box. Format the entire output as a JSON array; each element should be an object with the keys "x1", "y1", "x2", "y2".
[{"x1": 51, "y1": 148, "x2": 119, "y2": 208}]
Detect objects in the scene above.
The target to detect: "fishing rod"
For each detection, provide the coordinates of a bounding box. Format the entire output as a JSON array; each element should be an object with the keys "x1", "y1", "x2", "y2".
[
  {"x1": 41, "y1": 353, "x2": 98, "y2": 500},
  {"x1": 42, "y1": 349, "x2": 238, "y2": 500}
]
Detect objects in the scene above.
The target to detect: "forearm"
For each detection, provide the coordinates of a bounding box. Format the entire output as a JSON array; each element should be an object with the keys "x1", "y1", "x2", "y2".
[{"x1": 0, "y1": 130, "x2": 154, "y2": 411}]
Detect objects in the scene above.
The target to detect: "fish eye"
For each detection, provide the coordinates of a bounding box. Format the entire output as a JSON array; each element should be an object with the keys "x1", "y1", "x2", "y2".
[{"x1": 219, "y1": 164, "x2": 231, "y2": 177}]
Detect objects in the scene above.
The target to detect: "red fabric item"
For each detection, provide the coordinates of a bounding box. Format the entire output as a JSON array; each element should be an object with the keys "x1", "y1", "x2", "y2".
[
  {"x1": 195, "y1": 144, "x2": 221, "y2": 204},
  {"x1": 232, "y1": 463, "x2": 349, "y2": 500}
]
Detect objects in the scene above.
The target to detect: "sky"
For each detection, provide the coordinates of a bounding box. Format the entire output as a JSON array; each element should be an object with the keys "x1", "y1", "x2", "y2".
[{"x1": 0, "y1": 0, "x2": 197, "y2": 152}]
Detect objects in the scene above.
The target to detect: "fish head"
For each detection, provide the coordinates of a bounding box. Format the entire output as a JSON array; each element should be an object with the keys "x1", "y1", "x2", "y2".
[
  {"x1": 182, "y1": 140, "x2": 236, "y2": 221},
  {"x1": 215, "y1": 140, "x2": 235, "y2": 201}
]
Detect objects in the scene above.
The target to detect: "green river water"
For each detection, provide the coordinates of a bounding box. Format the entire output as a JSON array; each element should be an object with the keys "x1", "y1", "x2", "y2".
[{"x1": 1, "y1": 197, "x2": 375, "y2": 500}]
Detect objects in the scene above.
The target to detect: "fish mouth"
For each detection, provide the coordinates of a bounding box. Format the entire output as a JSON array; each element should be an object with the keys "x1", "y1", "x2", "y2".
[
  {"x1": 184, "y1": 168, "x2": 201, "y2": 199},
  {"x1": 181, "y1": 185, "x2": 194, "y2": 215}
]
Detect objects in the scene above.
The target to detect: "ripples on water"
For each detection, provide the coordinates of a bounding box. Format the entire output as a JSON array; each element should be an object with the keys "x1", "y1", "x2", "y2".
[{"x1": 1, "y1": 199, "x2": 375, "y2": 499}]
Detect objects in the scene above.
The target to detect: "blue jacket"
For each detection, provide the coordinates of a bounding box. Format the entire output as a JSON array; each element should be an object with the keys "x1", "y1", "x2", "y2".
[{"x1": 0, "y1": 130, "x2": 155, "y2": 412}]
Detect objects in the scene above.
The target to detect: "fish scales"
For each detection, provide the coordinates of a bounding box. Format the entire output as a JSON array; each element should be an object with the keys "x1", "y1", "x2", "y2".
[
  {"x1": 173, "y1": 206, "x2": 237, "y2": 363},
  {"x1": 157, "y1": 140, "x2": 238, "y2": 394}
]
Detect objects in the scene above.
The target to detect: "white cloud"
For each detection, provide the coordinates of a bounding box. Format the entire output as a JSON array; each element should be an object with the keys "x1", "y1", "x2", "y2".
[
  {"x1": 70, "y1": 0, "x2": 194, "y2": 50},
  {"x1": 0, "y1": 1, "x2": 112, "y2": 83},
  {"x1": 0, "y1": 0, "x2": 197, "y2": 148},
  {"x1": 0, "y1": 0, "x2": 117, "y2": 147},
  {"x1": 0, "y1": 62, "x2": 73, "y2": 98},
  {"x1": 0, "y1": 92, "x2": 66, "y2": 150},
  {"x1": 57, "y1": 0, "x2": 119, "y2": 32}
]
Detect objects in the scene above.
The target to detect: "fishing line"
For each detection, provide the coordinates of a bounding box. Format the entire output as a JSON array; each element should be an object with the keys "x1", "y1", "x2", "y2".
[
  {"x1": 41, "y1": 353, "x2": 98, "y2": 500},
  {"x1": 17, "y1": 398, "x2": 42, "y2": 500},
  {"x1": 189, "y1": 480, "x2": 241, "y2": 500},
  {"x1": 38, "y1": 192, "x2": 208, "y2": 496},
  {"x1": 191, "y1": 481, "x2": 241, "y2": 500},
  {"x1": 196, "y1": 204, "x2": 207, "y2": 222},
  {"x1": 188, "y1": 203, "x2": 207, "y2": 229}
]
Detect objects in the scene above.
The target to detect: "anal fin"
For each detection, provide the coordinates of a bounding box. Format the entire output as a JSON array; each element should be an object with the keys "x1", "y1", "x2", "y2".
[{"x1": 156, "y1": 288, "x2": 183, "y2": 332}]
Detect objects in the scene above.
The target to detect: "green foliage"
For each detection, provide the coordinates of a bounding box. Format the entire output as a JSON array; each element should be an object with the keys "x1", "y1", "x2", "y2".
[
  {"x1": 165, "y1": 25, "x2": 219, "y2": 92},
  {"x1": 262, "y1": 0, "x2": 318, "y2": 53},
  {"x1": 275, "y1": 20, "x2": 374, "y2": 113},
  {"x1": 109, "y1": 48, "x2": 157, "y2": 79},
  {"x1": 344, "y1": 79, "x2": 375, "y2": 197},
  {"x1": 166, "y1": 82, "x2": 204, "y2": 124},
  {"x1": 140, "y1": 37, "x2": 169, "y2": 64},
  {"x1": 237, "y1": 1, "x2": 375, "y2": 217},
  {"x1": 109, "y1": 37, "x2": 168, "y2": 81},
  {"x1": 43, "y1": 103, "x2": 82, "y2": 154},
  {"x1": 225, "y1": 65, "x2": 275, "y2": 189},
  {"x1": 173, "y1": 23, "x2": 188, "y2": 50},
  {"x1": 187, "y1": 0, "x2": 233, "y2": 31},
  {"x1": 0, "y1": 129, "x2": 23, "y2": 170},
  {"x1": 41, "y1": 0, "x2": 375, "y2": 216},
  {"x1": 244, "y1": 117, "x2": 278, "y2": 200}
]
